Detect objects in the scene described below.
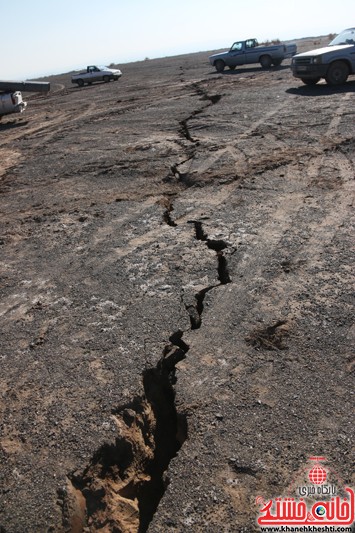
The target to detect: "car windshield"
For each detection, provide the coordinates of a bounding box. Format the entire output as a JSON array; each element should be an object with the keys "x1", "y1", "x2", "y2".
[{"x1": 329, "y1": 28, "x2": 355, "y2": 46}]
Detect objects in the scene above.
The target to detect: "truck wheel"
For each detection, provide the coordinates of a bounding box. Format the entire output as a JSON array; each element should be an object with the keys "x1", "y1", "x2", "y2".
[
  {"x1": 103, "y1": 76, "x2": 110, "y2": 83},
  {"x1": 301, "y1": 78, "x2": 320, "y2": 86},
  {"x1": 77, "y1": 79, "x2": 84, "y2": 87},
  {"x1": 215, "y1": 60, "x2": 225, "y2": 73},
  {"x1": 260, "y1": 55, "x2": 272, "y2": 69},
  {"x1": 272, "y1": 59, "x2": 283, "y2": 67},
  {"x1": 325, "y1": 61, "x2": 349, "y2": 85}
]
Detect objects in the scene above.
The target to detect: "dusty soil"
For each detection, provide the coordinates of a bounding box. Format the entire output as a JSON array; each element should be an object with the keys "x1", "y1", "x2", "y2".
[{"x1": 0, "y1": 36, "x2": 354, "y2": 532}]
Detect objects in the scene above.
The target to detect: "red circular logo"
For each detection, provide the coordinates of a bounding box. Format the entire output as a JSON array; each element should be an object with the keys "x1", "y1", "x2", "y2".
[{"x1": 309, "y1": 466, "x2": 327, "y2": 485}]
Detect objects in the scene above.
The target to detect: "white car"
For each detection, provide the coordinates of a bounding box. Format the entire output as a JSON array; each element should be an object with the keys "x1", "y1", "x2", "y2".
[{"x1": 291, "y1": 28, "x2": 355, "y2": 85}]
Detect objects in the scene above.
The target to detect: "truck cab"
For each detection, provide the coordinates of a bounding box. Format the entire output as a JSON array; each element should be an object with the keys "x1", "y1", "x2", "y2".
[
  {"x1": 85, "y1": 66, "x2": 107, "y2": 83},
  {"x1": 230, "y1": 38, "x2": 258, "y2": 52},
  {"x1": 224, "y1": 39, "x2": 259, "y2": 69}
]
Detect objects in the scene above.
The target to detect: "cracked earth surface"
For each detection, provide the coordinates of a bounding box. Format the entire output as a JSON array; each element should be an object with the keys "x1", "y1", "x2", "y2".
[{"x1": 0, "y1": 37, "x2": 354, "y2": 532}]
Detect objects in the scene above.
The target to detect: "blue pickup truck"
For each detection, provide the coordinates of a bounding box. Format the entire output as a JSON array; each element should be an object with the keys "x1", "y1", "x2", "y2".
[{"x1": 209, "y1": 38, "x2": 297, "y2": 72}]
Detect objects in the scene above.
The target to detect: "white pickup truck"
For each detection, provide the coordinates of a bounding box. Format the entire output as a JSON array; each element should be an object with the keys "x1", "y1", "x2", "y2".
[
  {"x1": 209, "y1": 38, "x2": 297, "y2": 72},
  {"x1": 291, "y1": 28, "x2": 355, "y2": 85},
  {"x1": 71, "y1": 65, "x2": 122, "y2": 87}
]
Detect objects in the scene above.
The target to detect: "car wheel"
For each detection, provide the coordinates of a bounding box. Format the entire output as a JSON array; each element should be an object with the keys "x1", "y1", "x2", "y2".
[
  {"x1": 301, "y1": 78, "x2": 320, "y2": 86},
  {"x1": 325, "y1": 61, "x2": 349, "y2": 85},
  {"x1": 77, "y1": 79, "x2": 84, "y2": 87},
  {"x1": 272, "y1": 59, "x2": 283, "y2": 67},
  {"x1": 215, "y1": 60, "x2": 225, "y2": 73},
  {"x1": 103, "y1": 76, "x2": 110, "y2": 83},
  {"x1": 260, "y1": 55, "x2": 272, "y2": 69}
]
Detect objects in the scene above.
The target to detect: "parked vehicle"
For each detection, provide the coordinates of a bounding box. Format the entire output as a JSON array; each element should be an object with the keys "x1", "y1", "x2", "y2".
[
  {"x1": 71, "y1": 66, "x2": 122, "y2": 87},
  {"x1": 291, "y1": 28, "x2": 355, "y2": 85},
  {"x1": 0, "y1": 91, "x2": 27, "y2": 118},
  {"x1": 209, "y1": 38, "x2": 297, "y2": 72},
  {"x1": 0, "y1": 80, "x2": 49, "y2": 119}
]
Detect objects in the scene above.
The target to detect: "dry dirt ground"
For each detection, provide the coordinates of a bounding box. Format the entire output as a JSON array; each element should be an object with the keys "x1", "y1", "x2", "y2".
[{"x1": 0, "y1": 37, "x2": 354, "y2": 532}]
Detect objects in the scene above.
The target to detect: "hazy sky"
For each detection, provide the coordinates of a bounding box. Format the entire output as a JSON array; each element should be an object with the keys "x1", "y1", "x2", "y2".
[{"x1": 3, "y1": 0, "x2": 353, "y2": 80}]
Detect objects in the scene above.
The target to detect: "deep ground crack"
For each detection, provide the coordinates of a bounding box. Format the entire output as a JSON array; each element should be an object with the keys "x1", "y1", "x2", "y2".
[
  {"x1": 170, "y1": 83, "x2": 223, "y2": 183},
  {"x1": 191, "y1": 220, "x2": 231, "y2": 285},
  {"x1": 61, "y1": 336, "x2": 189, "y2": 532},
  {"x1": 183, "y1": 220, "x2": 232, "y2": 329},
  {"x1": 185, "y1": 286, "x2": 216, "y2": 330},
  {"x1": 160, "y1": 196, "x2": 177, "y2": 227}
]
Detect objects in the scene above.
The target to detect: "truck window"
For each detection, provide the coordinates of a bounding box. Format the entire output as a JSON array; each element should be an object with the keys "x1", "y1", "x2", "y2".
[
  {"x1": 231, "y1": 42, "x2": 243, "y2": 52},
  {"x1": 246, "y1": 40, "x2": 256, "y2": 48}
]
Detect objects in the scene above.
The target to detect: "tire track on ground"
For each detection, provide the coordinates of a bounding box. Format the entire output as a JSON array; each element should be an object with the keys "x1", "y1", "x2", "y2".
[
  {"x1": 0, "y1": 103, "x2": 97, "y2": 149},
  {"x1": 326, "y1": 92, "x2": 352, "y2": 137}
]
